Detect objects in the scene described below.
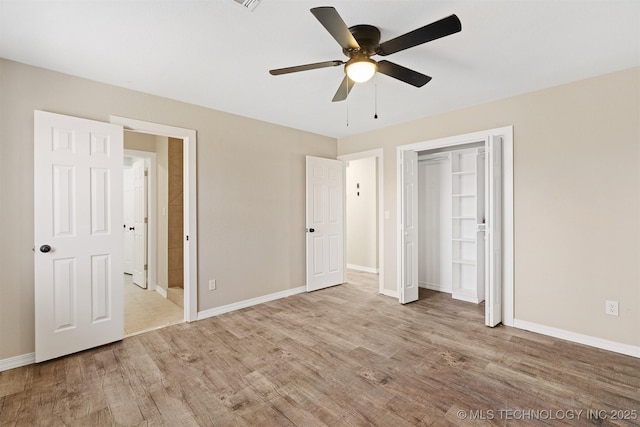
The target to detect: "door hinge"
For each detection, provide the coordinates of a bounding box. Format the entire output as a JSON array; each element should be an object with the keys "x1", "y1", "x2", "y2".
[
  {"x1": 144, "y1": 264, "x2": 148, "y2": 271},
  {"x1": 144, "y1": 217, "x2": 148, "y2": 224},
  {"x1": 144, "y1": 170, "x2": 148, "y2": 177}
]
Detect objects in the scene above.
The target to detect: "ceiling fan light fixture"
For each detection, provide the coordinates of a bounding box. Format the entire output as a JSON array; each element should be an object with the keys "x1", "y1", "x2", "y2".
[{"x1": 345, "y1": 58, "x2": 376, "y2": 83}]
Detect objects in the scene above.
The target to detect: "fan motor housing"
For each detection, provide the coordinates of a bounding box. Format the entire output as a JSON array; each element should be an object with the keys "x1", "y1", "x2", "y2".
[{"x1": 344, "y1": 24, "x2": 381, "y2": 56}]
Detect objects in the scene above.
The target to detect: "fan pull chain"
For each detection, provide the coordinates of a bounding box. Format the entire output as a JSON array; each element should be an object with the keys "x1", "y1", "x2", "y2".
[
  {"x1": 346, "y1": 90, "x2": 349, "y2": 127},
  {"x1": 374, "y1": 74, "x2": 379, "y2": 119}
]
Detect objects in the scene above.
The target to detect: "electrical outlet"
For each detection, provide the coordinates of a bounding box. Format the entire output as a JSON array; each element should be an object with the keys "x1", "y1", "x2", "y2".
[
  {"x1": 605, "y1": 300, "x2": 619, "y2": 316},
  {"x1": 209, "y1": 279, "x2": 216, "y2": 291}
]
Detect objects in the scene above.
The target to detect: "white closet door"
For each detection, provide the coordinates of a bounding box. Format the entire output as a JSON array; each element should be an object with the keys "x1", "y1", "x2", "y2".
[
  {"x1": 400, "y1": 150, "x2": 419, "y2": 304},
  {"x1": 485, "y1": 136, "x2": 503, "y2": 327}
]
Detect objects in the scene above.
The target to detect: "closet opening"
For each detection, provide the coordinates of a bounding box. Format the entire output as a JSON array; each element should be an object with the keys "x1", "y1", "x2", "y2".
[
  {"x1": 397, "y1": 126, "x2": 513, "y2": 327},
  {"x1": 417, "y1": 142, "x2": 485, "y2": 304}
]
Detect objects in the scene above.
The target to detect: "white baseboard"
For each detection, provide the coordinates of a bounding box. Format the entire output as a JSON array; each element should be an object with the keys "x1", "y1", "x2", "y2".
[
  {"x1": 419, "y1": 281, "x2": 452, "y2": 293},
  {"x1": 0, "y1": 352, "x2": 35, "y2": 372},
  {"x1": 513, "y1": 319, "x2": 640, "y2": 358},
  {"x1": 197, "y1": 286, "x2": 306, "y2": 320},
  {"x1": 155, "y1": 286, "x2": 167, "y2": 298},
  {"x1": 347, "y1": 264, "x2": 379, "y2": 274},
  {"x1": 380, "y1": 288, "x2": 398, "y2": 299},
  {"x1": 452, "y1": 293, "x2": 482, "y2": 304}
]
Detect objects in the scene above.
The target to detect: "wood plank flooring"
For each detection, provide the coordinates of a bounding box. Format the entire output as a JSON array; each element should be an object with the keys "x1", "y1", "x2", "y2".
[{"x1": 1, "y1": 270, "x2": 639, "y2": 426}]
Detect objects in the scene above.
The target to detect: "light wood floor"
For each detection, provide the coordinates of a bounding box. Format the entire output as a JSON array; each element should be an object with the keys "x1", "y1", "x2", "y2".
[{"x1": 1, "y1": 270, "x2": 639, "y2": 426}]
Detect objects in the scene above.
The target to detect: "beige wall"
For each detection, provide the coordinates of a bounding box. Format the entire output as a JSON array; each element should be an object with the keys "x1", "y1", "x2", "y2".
[
  {"x1": 124, "y1": 130, "x2": 157, "y2": 153},
  {"x1": 0, "y1": 59, "x2": 336, "y2": 360},
  {"x1": 338, "y1": 67, "x2": 640, "y2": 347},
  {"x1": 346, "y1": 157, "x2": 378, "y2": 270}
]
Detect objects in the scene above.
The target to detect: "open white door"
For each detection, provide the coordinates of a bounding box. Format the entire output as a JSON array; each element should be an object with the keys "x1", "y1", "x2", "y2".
[
  {"x1": 306, "y1": 156, "x2": 344, "y2": 291},
  {"x1": 132, "y1": 159, "x2": 147, "y2": 288},
  {"x1": 34, "y1": 110, "x2": 124, "y2": 363},
  {"x1": 123, "y1": 167, "x2": 134, "y2": 274},
  {"x1": 400, "y1": 150, "x2": 419, "y2": 304},
  {"x1": 485, "y1": 136, "x2": 503, "y2": 326}
]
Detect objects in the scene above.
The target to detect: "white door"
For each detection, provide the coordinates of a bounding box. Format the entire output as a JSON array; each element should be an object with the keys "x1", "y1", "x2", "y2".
[
  {"x1": 400, "y1": 150, "x2": 419, "y2": 304},
  {"x1": 306, "y1": 156, "x2": 344, "y2": 291},
  {"x1": 132, "y1": 159, "x2": 147, "y2": 288},
  {"x1": 123, "y1": 166, "x2": 135, "y2": 274},
  {"x1": 485, "y1": 136, "x2": 503, "y2": 327},
  {"x1": 34, "y1": 110, "x2": 124, "y2": 363}
]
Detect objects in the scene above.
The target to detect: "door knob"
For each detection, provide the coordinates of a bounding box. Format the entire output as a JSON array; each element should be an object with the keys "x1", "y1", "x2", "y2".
[
  {"x1": 307, "y1": 228, "x2": 315, "y2": 233},
  {"x1": 129, "y1": 227, "x2": 135, "y2": 231},
  {"x1": 40, "y1": 245, "x2": 52, "y2": 253}
]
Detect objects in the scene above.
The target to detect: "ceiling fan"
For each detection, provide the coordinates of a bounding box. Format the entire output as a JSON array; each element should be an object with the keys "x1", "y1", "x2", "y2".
[{"x1": 269, "y1": 7, "x2": 462, "y2": 102}]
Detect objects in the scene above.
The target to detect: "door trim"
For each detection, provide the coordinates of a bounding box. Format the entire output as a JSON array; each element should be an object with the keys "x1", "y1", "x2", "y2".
[
  {"x1": 338, "y1": 149, "x2": 384, "y2": 294},
  {"x1": 396, "y1": 126, "x2": 514, "y2": 326},
  {"x1": 111, "y1": 116, "x2": 198, "y2": 322}
]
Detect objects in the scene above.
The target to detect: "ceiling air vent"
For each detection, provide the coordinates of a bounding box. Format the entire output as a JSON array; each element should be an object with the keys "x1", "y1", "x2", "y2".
[{"x1": 233, "y1": 0, "x2": 262, "y2": 12}]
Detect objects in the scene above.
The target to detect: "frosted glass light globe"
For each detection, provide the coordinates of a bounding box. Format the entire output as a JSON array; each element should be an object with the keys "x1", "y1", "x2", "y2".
[{"x1": 346, "y1": 59, "x2": 376, "y2": 83}]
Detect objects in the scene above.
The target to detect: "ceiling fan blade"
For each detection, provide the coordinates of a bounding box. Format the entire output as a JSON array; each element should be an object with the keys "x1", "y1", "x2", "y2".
[
  {"x1": 269, "y1": 60, "x2": 344, "y2": 75},
  {"x1": 311, "y1": 7, "x2": 360, "y2": 51},
  {"x1": 377, "y1": 60, "x2": 432, "y2": 87},
  {"x1": 377, "y1": 14, "x2": 461, "y2": 56},
  {"x1": 332, "y1": 75, "x2": 355, "y2": 102}
]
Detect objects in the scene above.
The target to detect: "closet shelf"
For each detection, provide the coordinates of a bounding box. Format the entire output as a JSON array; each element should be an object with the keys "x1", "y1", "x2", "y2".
[
  {"x1": 450, "y1": 147, "x2": 484, "y2": 305},
  {"x1": 453, "y1": 258, "x2": 476, "y2": 265}
]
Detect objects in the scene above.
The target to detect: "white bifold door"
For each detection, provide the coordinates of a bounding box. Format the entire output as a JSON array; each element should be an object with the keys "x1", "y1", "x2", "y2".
[
  {"x1": 34, "y1": 110, "x2": 124, "y2": 362},
  {"x1": 485, "y1": 136, "x2": 503, "y2": 327},
  {"x1": 399, "y1": 150, "x2": 419, "y2": 304},
  {"x1": 306, "y1": 156, "x2": 344, "y2": 292}
]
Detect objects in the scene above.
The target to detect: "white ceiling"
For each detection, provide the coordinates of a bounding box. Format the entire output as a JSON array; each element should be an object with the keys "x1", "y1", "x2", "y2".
[{"x1": 1, "y1": 0, "x2": 638, "y2": 138}]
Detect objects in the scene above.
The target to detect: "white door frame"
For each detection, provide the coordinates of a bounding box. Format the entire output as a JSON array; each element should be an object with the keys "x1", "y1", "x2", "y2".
[
  {"x1": 396, "y1": 126, "x2": 514, "y2": 326},
  {"x1": 124, "y1": 149, "x2": 157, "y2": 292},
  {"x1": 111, "y1": 116, "x2": 198, "y2": 322},
  {"x1": 338, "y1": 149, "x2": 384, "y2": 294}
]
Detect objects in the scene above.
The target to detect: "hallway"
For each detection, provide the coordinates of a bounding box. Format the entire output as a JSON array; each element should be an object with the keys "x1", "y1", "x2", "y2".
[{"x1": 124, "y1": 274, "x2": 183, "y2": 336}]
